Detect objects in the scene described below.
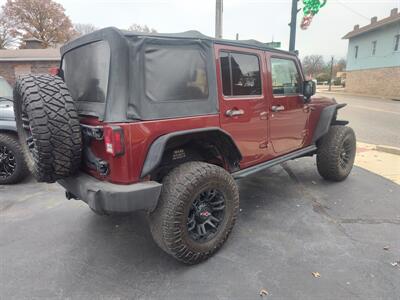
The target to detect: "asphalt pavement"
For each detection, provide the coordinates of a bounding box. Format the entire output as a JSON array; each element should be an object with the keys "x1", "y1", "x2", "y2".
[
  {"x1": 1, "y1": 158, "x2": 399, "y2": 299},
  {"x1": 317, "y1": 92, "x2": 400, "y2": 148}
]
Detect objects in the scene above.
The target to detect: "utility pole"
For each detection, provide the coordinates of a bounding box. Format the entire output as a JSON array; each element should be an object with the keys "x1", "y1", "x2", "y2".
[
  {"x1": 329, "y1": 56, "x2": 334, "y2": 92},
  {"x1": 289, "y1": 0, "x2": 298, "y2": 52},
  {"x1": 236, "y1": 33, "x2": 239, "y2": 40},
  {"x1": 215, "y1": 0, "x2": 223, "y2": 39}
]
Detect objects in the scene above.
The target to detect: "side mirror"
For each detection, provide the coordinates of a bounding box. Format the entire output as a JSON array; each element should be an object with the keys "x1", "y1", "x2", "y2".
[{"x1": 303, "y1": 80, "x2": 316, "y2": 102}]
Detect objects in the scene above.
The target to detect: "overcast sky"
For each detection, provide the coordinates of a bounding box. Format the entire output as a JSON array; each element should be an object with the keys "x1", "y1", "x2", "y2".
[{"x1": 1, "y1": 0, "x2": 399, "y2": 60}]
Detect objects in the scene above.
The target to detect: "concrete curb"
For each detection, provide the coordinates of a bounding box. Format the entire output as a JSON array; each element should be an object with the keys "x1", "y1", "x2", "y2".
[
  {"x1": 376, "y1": 145, "x2": 400, "y2": 156},
  {"x1": 357, "y1": 142, "x2": 400, "y2": 156},
  {"x1": 316, "y1": 90, "x2": 400, "y2": 101}
]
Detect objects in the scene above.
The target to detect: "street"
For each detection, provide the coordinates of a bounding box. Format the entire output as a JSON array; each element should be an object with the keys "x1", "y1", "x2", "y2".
[
  {"x1": 317, "y1": 93, "x2": 400, "y2": 148},
  {"x1": 1, "y1": 93, "x2": 399, "y2": 299},
  {"x1": 1, "y1": 159, "x2": 400, "y2": 299}
]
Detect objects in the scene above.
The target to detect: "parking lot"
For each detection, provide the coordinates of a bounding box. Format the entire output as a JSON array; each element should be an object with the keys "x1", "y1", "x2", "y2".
[{"x1": 1, "y1": 157, "x2": 399, "y2": 299}]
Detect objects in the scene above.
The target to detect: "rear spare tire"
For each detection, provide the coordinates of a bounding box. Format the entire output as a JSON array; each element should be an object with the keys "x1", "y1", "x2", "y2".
[{"x1": 14, "y1": 74, "x2": 81, "y2": 183}]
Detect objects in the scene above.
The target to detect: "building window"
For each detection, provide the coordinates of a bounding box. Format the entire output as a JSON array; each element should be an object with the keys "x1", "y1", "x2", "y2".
[
  {"x1": 355, "y1": 46, "x2": 359, "y2": 59},
  {"x1": 371, "y1": 41, "x2": 377, "y2": 56},
  {"x1": 220, "y1": 51, "x2": 262, "y2": 96},
  {"x1": 395, "y1": 35, "x2": 400, "y2": 52}
]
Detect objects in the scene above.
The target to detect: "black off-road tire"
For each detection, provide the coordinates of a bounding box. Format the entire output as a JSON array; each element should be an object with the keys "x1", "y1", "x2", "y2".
[
  {"x1": 14, "y1": 74, "x2": 81, "y2": 183},
  {"x1": 317, "y1": 125, "x2": 356, "y2": 182},
  {"x1": 0, "y1": 133, "x2": 29, "y2": 184},
  {"x1": 149, "y1": 162, "x2": 239, "y2": 264}
]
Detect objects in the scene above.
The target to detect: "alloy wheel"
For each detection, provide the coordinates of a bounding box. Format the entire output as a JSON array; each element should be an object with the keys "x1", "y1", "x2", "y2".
[
  {"x1": 187, "y1": 188, "x2": 226, "y2": 242},
  {"x1": 0, "y1": 145, "x2": 16, "y2": 179},
  {"x1": 339, "y1": 137, "x2": 353, "y2": 169}
]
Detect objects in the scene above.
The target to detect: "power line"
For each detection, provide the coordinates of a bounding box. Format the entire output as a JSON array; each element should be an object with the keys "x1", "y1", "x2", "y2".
[{"x1": 335, "y1": 0, "x2": 371, "y2": 20}]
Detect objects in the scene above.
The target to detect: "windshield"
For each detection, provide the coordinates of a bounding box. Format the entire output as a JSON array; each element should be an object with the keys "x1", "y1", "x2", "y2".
[{"x1": 0, "y1": 78, "x2": 13, "y2": 99}]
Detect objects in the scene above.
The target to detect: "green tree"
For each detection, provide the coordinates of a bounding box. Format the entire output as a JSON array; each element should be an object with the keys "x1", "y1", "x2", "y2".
[{"x1": 316, "y1": 72, "x2": 330, "y2": 83}]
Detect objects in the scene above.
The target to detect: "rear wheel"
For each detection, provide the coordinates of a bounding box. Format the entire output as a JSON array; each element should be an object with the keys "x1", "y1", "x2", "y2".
[
  {"x1": 317, "y1": 125, "x2": 356, "y2": 181},
  {"x1": 149, "y1": 162, "x2": 239, "y2": 264},
  {"x1": 0, "y1": 133, "x2": 29, "y2": 184}
]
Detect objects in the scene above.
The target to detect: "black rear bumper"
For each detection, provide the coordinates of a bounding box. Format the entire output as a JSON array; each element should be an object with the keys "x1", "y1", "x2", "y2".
[{"x1": 58, "y1": 172, "x2": 162, "y2": 214}]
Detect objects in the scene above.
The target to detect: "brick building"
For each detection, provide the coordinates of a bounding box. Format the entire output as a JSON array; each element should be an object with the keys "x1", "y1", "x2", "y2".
[
  {"x1": 0, "y1": 39, "x2": 60, "y2": 86},
  {"x1": 343, "y1": 8, "x2": 400, "y2": 99}
]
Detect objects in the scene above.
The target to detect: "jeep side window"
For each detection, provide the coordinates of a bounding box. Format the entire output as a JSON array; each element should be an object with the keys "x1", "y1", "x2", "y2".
[
  {"x1": 144, "y1": 45, "x2": 209, "y2": 102},
  {"x1": 271, "y1": 58, "x2": 301, "y2": 96},
  {"x1": 220, "y1": 52, "x2": 232, "y2": 96},
  {"x1": 220, "y1": 51, "x2": 261, "y2": 96}
]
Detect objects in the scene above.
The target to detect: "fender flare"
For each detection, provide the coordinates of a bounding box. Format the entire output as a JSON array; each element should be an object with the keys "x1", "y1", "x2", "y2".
[
  {"x1": 312, "y1": 103, "x2": 348, "y2": 143},
  {"x1": 140, "y1": 127, "x2": 242, "y2": 178}
]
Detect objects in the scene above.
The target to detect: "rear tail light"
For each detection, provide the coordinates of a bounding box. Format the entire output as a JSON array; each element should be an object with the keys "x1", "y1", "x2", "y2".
[{"x1": 104, "y1": 125, "x2": 125, "y2": 157}]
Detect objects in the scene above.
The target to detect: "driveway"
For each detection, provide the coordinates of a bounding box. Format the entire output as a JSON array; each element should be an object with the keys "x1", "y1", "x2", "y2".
[{"x1": 1, "y1": 158, "x2": 399, "y2": 299}]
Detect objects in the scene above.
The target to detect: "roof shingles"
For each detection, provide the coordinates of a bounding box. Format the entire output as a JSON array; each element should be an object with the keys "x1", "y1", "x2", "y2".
[
  {"x1": 0, "y1": 48, "x2": 60, "y2": 61},
  {"x1": 343, "y1": 10, "x2": 400, "y2": 39}
]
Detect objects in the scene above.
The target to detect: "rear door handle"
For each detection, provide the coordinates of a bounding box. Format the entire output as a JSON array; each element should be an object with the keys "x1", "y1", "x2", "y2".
[
  {"x1": 225, "y1": 109, "x2": 245, "y2": 117},
  {"x1": 271, "y1": 105, "x2": 285, "y2": 112}
]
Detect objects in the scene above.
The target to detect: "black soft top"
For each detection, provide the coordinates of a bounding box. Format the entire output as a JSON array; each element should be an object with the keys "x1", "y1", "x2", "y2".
[
  {"x1": 61, "y1": 27, "x2": 292, "y2": 57},
  {"x1": 61, "y1": 27, "x2": 294, "y2": 122}
]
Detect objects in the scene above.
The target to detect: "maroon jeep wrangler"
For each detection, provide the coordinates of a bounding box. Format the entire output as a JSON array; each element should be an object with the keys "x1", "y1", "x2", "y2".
[{"x1": 14, "y1": 28, "x2": 356, "y2": 264}]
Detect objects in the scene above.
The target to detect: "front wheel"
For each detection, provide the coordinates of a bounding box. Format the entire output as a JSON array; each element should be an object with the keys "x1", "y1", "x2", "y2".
[
  {"x1": 149, "y1": 162, "x2": 239, "y2": 264},
  {"x1": 317, "y1": 125, "x2": 356, "y2": 181}
]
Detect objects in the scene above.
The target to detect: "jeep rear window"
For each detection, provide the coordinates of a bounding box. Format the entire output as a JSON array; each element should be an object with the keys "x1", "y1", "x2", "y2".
[
  {"x1": 144, "y1": 45, "x2": 209, "y2": 102},
  {"x1": 62, "y1": 41, "x2": 110, "y2": 103}
]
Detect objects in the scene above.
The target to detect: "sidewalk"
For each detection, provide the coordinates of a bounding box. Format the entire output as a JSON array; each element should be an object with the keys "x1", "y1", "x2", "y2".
[
  {"x1": 317, "y1": 87, "x2": 400, "y2": 101},
  {"x1": 355, "y1": 142, "x2": 400, "y2": 184}
]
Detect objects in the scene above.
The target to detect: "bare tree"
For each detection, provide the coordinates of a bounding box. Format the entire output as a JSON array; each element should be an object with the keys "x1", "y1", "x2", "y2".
[
  {"x1": 128, "y1": 23, "x2": 157, "y2": 33},
  {"x1": 3, "y1": 0, "x2": 75, "y2": 47},
  {"x1": 302, "y1": 55, "x2": 325, "y2": 78},
  {"x1": 74, "y1": 23, "x2": 98, "y2": 37},
  {"x1": 0, "y1": 10, "x2": 16, "y2": 48},
  {"x1": 334, "y1": 58, "x2": 346, "y2": 73}
]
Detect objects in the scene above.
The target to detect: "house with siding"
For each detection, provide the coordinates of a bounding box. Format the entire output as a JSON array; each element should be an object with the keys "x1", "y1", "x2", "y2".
[
  {"x1": 0, "y1": 39, "x2": 60, "y2": 86},
  {"x1": 343, "y1": 8, "x2": 400, "y2": 99}
]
